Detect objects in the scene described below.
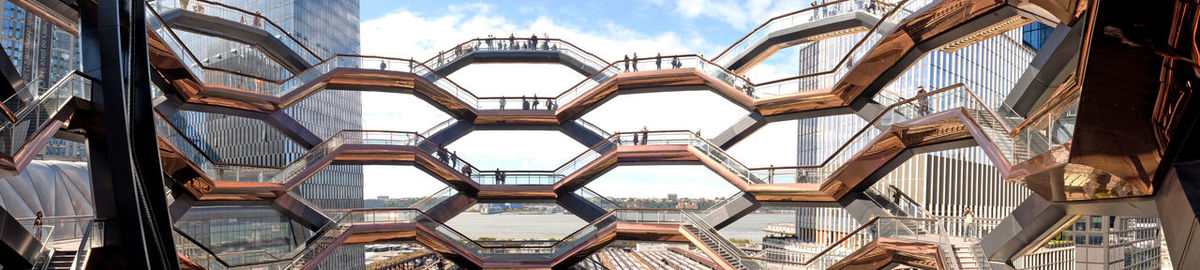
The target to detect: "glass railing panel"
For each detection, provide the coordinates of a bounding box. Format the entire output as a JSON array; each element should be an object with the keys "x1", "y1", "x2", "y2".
[
  {"x1": 555, "y1": 73, "x2": 605, "y2": 107},
  {"x1": 71, "y1": 220, "x2": 103, "y2": 270},
  {"x1": 154, "y1": 112, "x2": 283, "y2": 182},
  {"x1": 410, "y1": 187, "x2": 458, "y2": 212},
  {"x1": 553, "y1": 143, "x2": 613, "y2": 180},
  {"x1": 574, "y1": 119, "x2": 612, "y2": 139},
  {"x1": 264, "y1": 131, "x2": 429, "y2": 185},
  {"x1": 705, "y1": 191, "x2": 748, "y2": 213},
  {"x1": 613, "y1": 209, "x2": 688, "y2": 223},
  {"x1": 149, "y1": 0, "x2": 324, "y2": 64},
  {"x1": 684, "y1": 133, "x2": 763, "y2": 184},
  {"x1": 551, "y1": 40, "x2": 615, "y2": 77},
  {"x1": 734, "y1": 217, "x2": 948, "y2": 270},
  {"x1": 423, "y1": 39, "x2": 610, "y2": 77},
  {"x1": 744, "y1": 0, "x2": 929, "y2": 99},
  {"x1": 146, "y1": 6, "x2": 210, "y2": 84},
  {"x1": 749, "y1": 167, "x2": 819, "y2": 183},
  {"x1": 16, "y1": 215, "x2": 90, "y2": 246},
  {"x1": 476, "y1": 97, "x2": 557, "y2": 111},
  {"x1": 575, "y1": 187, "x2": 622, "y2": 211},
  {"x1": 174, "y1": 230, "x2": 230, "y2": 270},
  {"x1": 714, "y1": 0, "x2": 893, "y2": 67},
  {"x1": 471, "y1": 171, "x2": 560, "y2": 185},
  {"x1": 421, "y1": 118, "x2": 458, "y2": 138},
  {"x1": 0, "y1": 73, "x2": 91, "y2": 158},
  {"x1": 2, "y1": 78, "x2": 41, "y2": 121},
  {"x1": 551, "y1": 131, "x2": 761, "y2": 186},
  {"x1": 145, "y1": 12, "x2": 487, "y2": 109}
]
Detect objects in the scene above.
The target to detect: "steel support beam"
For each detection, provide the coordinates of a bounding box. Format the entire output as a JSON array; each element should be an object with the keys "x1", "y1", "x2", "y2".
[
  {"x1": 272, "y1": 192, "x2": 334, "y2": 231},
  {"x1": 0, "y1": 43, "x2": 23, "y2": 100},
  {"x1": 980, "y1": 195, "x2": 1073, "y2": 265},
  {"x1": 165, "y1": 182, "x2": 197, "y2": 223},
  {"x1": 426, "y1": 120, "x2": 475, "y2": 146},
  {"x1": 981, "y1": 194, "x2": 1158, "y2": 265},
  {"x1": 560, "y1": 120, "x2": 607, "y2": 147},
  {"x1": 1004, "y1": 22, "x2": 1083, "y2": 116},
  {"x1": 266, "y1": 110, "x2": 322, "y2": 149},
  {"x1": 80, "y1": 1, "x2": 178, "y2": 269},
  {"x1": 700, "y1": 192, "x2": 760, "y2": 230},
  {"x1": 1158, "y1": 163, "x2": 1200, "y2": 267},
  {"x1": 422, "y1": 193, "x2": 477, "y2": 223},
  {"x1": 557, "y1": 192, "x2": 609, "y2": 222}
]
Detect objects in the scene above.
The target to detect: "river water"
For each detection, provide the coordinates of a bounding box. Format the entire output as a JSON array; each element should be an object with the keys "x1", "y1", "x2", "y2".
[{"x1": 445, "y1": 212, "x2": 793, "y2": 241}]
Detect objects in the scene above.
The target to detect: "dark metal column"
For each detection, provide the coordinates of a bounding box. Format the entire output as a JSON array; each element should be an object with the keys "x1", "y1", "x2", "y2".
[
  {"x1": 0, "y1": 45, "x2": 24, "y2": 100},
  {"x1": 1003, "y1": 22, "x2": 1083, "y2": 116},
  {"x1": 80, "y1": 1, "x2": 178, "y2": 269}
]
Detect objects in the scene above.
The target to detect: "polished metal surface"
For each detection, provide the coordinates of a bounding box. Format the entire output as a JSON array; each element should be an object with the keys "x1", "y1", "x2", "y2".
[
  {"x1": 827, "y1": 237, "x2": 945, "y2": 270},
  {"x1": 8, "y1": 0, "x2": 1200, "y2": 268}
]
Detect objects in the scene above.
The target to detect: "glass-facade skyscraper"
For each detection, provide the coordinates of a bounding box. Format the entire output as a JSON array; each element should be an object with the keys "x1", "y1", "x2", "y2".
[
  {"x1": 781, "y1": 19, "x2": 1085, "y2": 268},
  {"x1": 2, "y1": 0, "x2": 84, "y2": 162},
  {"x1": 166, "y1": 0, "x2": 365, "y2": 269},
  {"x1": 792, "y1": 25, "x2": 1036, "y2": 242},
  {"x1": 1068, "y1": 216, "x2": 1163, "y2": 270},
  {"x1": 172, "y1": 0, "x2": 363, "y2": 210}
]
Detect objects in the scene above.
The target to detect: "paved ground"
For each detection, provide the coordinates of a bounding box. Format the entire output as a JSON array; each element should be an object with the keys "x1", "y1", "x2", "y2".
[{"x1": 571, "y1": 247, "x2": 715, "y2": 270}]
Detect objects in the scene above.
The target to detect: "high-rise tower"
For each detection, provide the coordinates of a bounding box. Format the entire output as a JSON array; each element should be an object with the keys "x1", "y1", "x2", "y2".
[{"x1": 166, "y1": 1, "x2": 364, "y2": 269}]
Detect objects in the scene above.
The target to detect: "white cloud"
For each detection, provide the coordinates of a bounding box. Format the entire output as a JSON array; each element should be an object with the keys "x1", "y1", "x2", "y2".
[
  {"x1": 361, "y1": 5, "x2": 701, "y2": 61},
  {"x1": 667, "y1": 0, "x2": 813, "y2": 29}
]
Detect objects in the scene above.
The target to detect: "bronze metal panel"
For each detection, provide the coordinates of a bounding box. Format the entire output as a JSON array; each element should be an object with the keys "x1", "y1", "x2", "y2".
[
  {"x1": 554, "y1": 145, "x2": 697, "y2": 192},
  {"x1": 474, "y1": 110, "x2": 559, "y2": 126},
  {"x1": 340, "y1": 224, "x2": 419, "y2": 245},
  {"x1": 827, "y1": 237, "x2": 945, "y2": 270},
  {"x1": 477, "y1": 185, "x2": 557, "y2": 200},
  {"x1": 753, "y1": 90, "x2": 847, "y2": 116},
  {"x1": 556, "y1": 69, "x2": 710, "y2": 121},
  {"x1": 613, "y1": 222, "x2": 689, "y2": 243},
  {"x1": 209, "y1": 180, "x2": 284, "y2": 195},
  {"x1": 156, "y1": 136, "x2": 214, "y2": 198},
  {"x1": 318, "y1": 144, "x2": 479, "y2": 193},
  {"x1": 1067, "y1": 0, "x2": 1172, "y2": 197}
]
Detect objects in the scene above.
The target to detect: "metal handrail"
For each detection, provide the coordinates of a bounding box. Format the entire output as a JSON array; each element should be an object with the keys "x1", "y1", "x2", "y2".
[
  {"x1": 157, "y1": 0, "x2": 323, "y2": 60},
  {"x1": 421, "y1": 37, "x2": 609, "y2": 67},
  {"x1": 68, "y1": 220, "x2": 97, "y2": 270},
  {"x1": 713, "y1": 0, "x2": 858, "y2": 59},
  {"x1": 683, "y1": 211, "x2": 940, "y2": 266},
  {"x1": 579, "y1": 187, "x2": 624, "y2": 209},
  {"x1": 742, "y1": 0, "x2": 913, "y2": 87},
  {"x1": 1009, "y1": 74, "x2": 1081, "y2": 135}
]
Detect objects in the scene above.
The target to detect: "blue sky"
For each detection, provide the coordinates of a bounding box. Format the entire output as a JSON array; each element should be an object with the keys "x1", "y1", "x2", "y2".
[{"x1": 355, "y1": 0, "x2": 809, "y2": 199}]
